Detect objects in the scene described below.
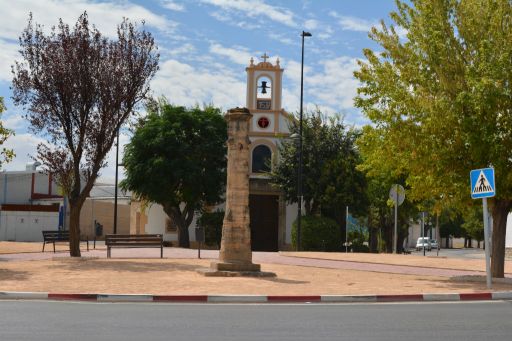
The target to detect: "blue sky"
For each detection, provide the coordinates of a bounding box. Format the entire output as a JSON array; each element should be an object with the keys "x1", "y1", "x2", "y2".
[{"x1": 0, "y1": 0, "x2": 400, "y2": 182}]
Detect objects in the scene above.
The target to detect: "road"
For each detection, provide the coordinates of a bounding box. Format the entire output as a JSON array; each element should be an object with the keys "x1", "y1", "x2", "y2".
[
  {"x1": 410, "y1": 247, "x2": 488, "y2": 259},
  {"x1": 1, "y1": 300, "x2": 511, "y2": 341}
]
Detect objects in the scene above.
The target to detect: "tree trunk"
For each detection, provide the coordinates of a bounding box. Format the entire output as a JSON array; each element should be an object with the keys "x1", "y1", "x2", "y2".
[
  {"x1": 369, "y1": 227, "x2": 378, "y2": 253},
  {"x1": 340, "y1": 208, "x2": 347, "y2": 252},
  {"x1": 163, "y1": 204, "x2": 191, "y2": 248},
  {"x1": 178, "y1": 225, "x2": 190, "y2": 248},
  {"x1": 69, "y1": 203, "x2": 82, "y2": 257},
  {"x1": 385, "y1": 223, "x2": 393, "y2": 253},
  {"x1": 491, "y1": 199, "x2": 512, "y2": 278}
]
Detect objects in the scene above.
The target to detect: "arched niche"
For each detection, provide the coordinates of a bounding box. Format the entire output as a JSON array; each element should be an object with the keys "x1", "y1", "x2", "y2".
[
  {"x1": 256, "y1": 75, "x2": 272, "y2": 99},
  {"x1": 252, "y1": 144, "x2": 272, "y2": 173}
]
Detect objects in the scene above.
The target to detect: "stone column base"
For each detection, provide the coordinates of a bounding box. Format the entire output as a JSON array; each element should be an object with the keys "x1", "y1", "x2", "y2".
[{"x1": 198, "y1": 261, "x2": 276, "y2": 277}]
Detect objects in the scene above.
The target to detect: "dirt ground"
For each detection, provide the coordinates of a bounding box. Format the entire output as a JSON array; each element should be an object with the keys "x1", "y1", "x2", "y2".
[
  {"x1": 282, "y1": 252, "x2": 512, "y2": 273},
  {"x1": 0, "y1": 242, "x2": 511, "y2": 295}
]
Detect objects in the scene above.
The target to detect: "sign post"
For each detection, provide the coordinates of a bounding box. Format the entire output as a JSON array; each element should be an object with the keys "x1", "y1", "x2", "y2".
[
  {"x1": 345, "y1": 206, "x2": 349, "y2": 253},
  {"x1": 470, "y1": 167, "x2": 495, "y2": 289},
  {"x1": 195, "y1": 227, "x2": 205, "y2": 259},
  {"x1": 422, "y1": 212, "x2": 426, "y2": 256},
  {"x1": 389, "y1": 184, "x2": 405, "y2": 254}
]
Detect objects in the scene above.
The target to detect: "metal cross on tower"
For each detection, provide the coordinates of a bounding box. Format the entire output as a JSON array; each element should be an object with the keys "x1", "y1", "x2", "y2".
[{"x1": 261, "y1": 52, "x2": 269, "y2": 63}]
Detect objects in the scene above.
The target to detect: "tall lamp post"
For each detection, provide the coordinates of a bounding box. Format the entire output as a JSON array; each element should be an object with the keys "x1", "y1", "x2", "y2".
[
  {"x1": 113, "y1": 129, "x2": 120, "y2": 235},
  {"x1": 297, "y1": 31, "x2": 312, "y2": 251}
]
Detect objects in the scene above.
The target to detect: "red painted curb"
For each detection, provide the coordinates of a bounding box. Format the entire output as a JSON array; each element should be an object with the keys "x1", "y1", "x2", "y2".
[
  {"x1": 376, "y1": 294, "x2": 423, "y2": 302},
  {"x1": 459, "y1": 293, "x2": 492, "y2": 301},
  {"x1": 267, "y1": 296, "x2": 321, "y2": 302},
  {"x1": 48, "y1": 293, "x2": 98, "y2": 301},
  {"x1": 153, "y1": 295, "x2": 208, "y2": 302}
]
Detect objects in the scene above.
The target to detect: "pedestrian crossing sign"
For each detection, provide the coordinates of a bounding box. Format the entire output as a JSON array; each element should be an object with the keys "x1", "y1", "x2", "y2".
[{"x1": 470, "y1": 168, "x2": 495, "y2": 199}]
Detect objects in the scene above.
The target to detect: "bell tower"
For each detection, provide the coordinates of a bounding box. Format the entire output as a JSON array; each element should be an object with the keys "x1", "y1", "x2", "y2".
[
  {"x1": 246, "y1": 53, "x2": 287, "y2": 138},
  {"x1": 245, "y1": 53, "x2": 290, "y2": 253}
]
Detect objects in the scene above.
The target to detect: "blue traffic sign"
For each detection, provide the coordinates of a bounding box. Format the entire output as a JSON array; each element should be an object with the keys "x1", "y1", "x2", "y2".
[{"x1": 470, "y1": 168, "x2": 495, "y2": 199}]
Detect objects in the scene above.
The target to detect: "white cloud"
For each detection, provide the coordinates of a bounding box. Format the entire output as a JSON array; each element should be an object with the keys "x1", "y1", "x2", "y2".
[
  {"x1": 209, "y1": 43, "x2": 252, "y2": 65},
  {"x1": 161, "y1": 0, "x2": 186, "y2": 12},
  {"x1": 0, "y1": 39, "x2": 20, "y2": 82},
  {"x1": 317, "y1": 26, "x2": 334, "y2": 40},
  {"x1": 1, "y1": 133, "x2": 45, "y2": 172},
  {"x1": 202, "y1": 0, "x2": 297, "y2": 28},
  {"x1": 1, "y1": 128, "x2": 131, "y2": 184},
  {"x1": 208, "y1": 11, "x2": 262, "y2": 30},
  {"x1": 283, "y1": 60, "x2": 313, "y2": 84},
  {"x1": 308, "y1": 57, "x2": 360, "y2": 110},
  {"x1": 0, "y1": 0, "x2": 178, "y2": 91},
  {"x1": 395, "y1": 26, "x2": 408, "y2": 39},
  {"x1": 151, "y1": 58, "x2": 246, "y2": 110},
  {"x1": 304, "y1": 19, "x2": 318, "y2": 30},
  {"x1": 167, "y1": 43, "x2": 196, "y2": 56},
  {"x1": 330, "y1": 12, "x2": 376, "y2": 33},
  {"x1": 2, "y1": 108, "x2": 26, "y2": 131},
  {"x1": 0, "y1": 0, "x2": 174, "y2": 41},
  {"x1": 268, "y1": 32, "x2": 295, "y2": 45},
  {"x1": 97, "y1": 131, "x2": 130, "y2": 183},
  {"x1": 282, "y1": 56, "x2": 360, "y2": 114}
]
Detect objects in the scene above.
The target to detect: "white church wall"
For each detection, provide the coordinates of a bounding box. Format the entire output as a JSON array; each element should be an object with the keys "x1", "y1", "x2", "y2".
[
  {"x1": 251, "y1": 113, "x2": 275, "y2": 133},
  {"x1": 145, "y1": 202, "x2": 217, "y2": 243},
  {"x1": 279, "y1": 114, "x2": 291, "y2": 134},
  {"x1": 146, "y1": 204, "x2": 177, "y2": 242}
]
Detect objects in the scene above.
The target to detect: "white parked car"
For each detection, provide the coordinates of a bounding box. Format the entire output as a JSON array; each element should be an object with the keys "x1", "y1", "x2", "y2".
[{"x1": 416, "y1": 237, "x2": 437, "y2": 251}]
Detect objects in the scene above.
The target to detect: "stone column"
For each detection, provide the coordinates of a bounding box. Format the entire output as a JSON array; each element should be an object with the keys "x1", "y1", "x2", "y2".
[{"x1": 207, "y1": 107, "x2": 274, "y2": 276}]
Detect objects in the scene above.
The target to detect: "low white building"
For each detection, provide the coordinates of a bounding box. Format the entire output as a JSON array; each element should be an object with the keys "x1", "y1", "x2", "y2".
[
  {"x1": 0, "y1": 163, "x2": 131, "y2": 242},
  {"x1": 0, "y1": 162, "x2": 61, "y2": 241}
]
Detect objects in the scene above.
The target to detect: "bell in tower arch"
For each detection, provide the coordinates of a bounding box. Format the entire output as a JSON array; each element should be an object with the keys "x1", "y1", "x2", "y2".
[
  {"x1": 257, "y1": 76, "x2": 272, "y2": 98},
  {"x1": 259, "y1": 80, "x2": 270, "y2": 94}
]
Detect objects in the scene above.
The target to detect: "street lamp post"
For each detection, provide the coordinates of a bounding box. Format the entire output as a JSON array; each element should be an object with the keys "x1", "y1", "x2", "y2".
[
  {"x1": 297, "y1": 31, "x2": 312, "y2": 251},
  {"x1": 113, "y1": 129, "x2": 119, "y2": 235}
]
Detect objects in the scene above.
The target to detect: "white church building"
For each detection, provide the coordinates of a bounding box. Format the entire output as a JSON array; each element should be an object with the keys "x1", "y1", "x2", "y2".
[{"x1": 130, "y1": 54, "x2": 298, "y2": 250}]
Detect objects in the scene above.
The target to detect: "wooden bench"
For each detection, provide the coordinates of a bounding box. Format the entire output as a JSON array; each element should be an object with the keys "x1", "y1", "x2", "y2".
[
  {"x1": 42, "y1": 230, "x2": 89, "y2": 253},
  {"x1": 105, "y1": 234, "x2": 163, "y2": 258}
]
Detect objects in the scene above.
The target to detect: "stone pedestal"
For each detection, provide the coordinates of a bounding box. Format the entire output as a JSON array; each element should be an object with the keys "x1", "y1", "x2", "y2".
[{"x1": 203, "y1": 107, "x2": 275, "y2": 277}]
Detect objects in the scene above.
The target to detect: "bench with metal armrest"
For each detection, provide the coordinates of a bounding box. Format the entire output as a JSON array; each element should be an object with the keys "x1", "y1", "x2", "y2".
[{"x1": 105, "y1": 234, "x2": 163, "y2": 258}]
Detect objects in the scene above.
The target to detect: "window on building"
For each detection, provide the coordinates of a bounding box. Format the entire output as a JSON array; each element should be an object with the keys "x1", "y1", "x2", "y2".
[{"x1": 252, "y1": 145, "x2": 272, "y2": 173}]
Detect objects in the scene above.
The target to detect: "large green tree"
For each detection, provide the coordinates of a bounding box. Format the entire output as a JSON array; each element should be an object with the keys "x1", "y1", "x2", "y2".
[
  {"x1": 355, "y1": 0, "x2": 512, "y2": 276},
  {"x1": 271, "y1": 109, "x2": 367, "y2": 241},
  {"x1": 0, "y1": 98, "x2": 15, "y2": 167},
  {"x1": 121, "y1": 101, "x2": 227, "y2": 248}
]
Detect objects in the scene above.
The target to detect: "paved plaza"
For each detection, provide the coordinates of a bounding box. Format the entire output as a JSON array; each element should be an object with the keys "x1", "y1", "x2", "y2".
[{"x1": 0, "y1": 242, "x2": 511, "y2": 296}]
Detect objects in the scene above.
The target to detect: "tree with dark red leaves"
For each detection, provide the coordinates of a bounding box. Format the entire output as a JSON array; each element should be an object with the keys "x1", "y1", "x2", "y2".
[{"x1": 12, "y1": 12, "x2": 159, "y2": 257}]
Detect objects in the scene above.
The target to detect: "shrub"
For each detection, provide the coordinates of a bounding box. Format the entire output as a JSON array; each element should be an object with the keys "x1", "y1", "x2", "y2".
[
  {"x1": 291, "y1": 215, "x2": 341, "y2": 251},
  {"x1": 197, "y1": 210, "x2": 224, "y2": 248}
]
